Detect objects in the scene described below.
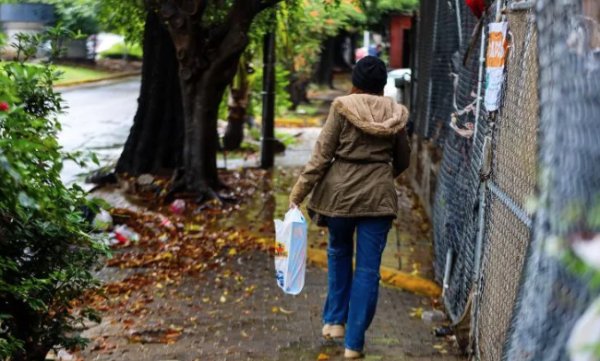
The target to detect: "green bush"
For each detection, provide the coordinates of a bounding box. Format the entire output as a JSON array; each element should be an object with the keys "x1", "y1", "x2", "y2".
[
  {"x1": 0, "y1": 26, "x2": 106, "y2": 360},
  {"x1": 250, "y1": 63, "x2": 292, "y2": 117},
  {"x1": 99, "y1": 42, "x2": 143, "y2": 61}
]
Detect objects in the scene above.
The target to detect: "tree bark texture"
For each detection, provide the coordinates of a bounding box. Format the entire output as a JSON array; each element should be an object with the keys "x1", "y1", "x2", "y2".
[
  {"x1": 315, "y1": 37, "x2": 335, "y2": 88},
  {"x1": 116, "y1": 12, "x2": 184, "y2": 176},
  {"x1": 162, "y1": 0, "x2": 271, "y2": 193},
  {"x1": 287, "y1": 75, "x2": 310, "y2": 110},
  {"x1": 223, "y1": 59, "x2": 252, "y2": 150},
  {"x1": 117, "y1": 0, "x2": 282, "y2": 195}
]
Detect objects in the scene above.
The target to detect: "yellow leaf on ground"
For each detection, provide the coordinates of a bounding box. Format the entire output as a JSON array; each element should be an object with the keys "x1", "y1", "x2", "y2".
[
  {"x1": 228, "y1": 248, "x2": 237, "y2": 256},
  {"x1": 220, "y1": 295, "x2": 227, "y2": 303},
  {"x1": 317, "y1": 353, "x2": 330, "y2": 360},
  {"x1": 409, "y1": 307, "x2": 423, "y2": 318},
  {"x1": 271, "y1": 307, "x2": 279, "y2": 313}
]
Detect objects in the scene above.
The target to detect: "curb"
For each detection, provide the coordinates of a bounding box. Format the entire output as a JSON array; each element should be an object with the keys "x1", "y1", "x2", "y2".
[
  {"x1": 307, "y1": 248, "x2": 442, "y2": 298},
  {"x1": 54, "y1": 71, "x2": 141, "y2": 88}
]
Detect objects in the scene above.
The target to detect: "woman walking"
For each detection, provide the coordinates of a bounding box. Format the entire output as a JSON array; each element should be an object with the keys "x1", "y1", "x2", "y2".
[{"x1": 289, "y1": 56, "x2": 411, "y2": 359}]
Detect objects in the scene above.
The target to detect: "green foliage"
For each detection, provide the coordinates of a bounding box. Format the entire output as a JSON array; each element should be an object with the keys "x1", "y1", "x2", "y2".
[
  {"x1": 250, "y1": 64, "x2": 292, "y2": 117},
  {"x1": 277, "y1": 0, "x2": 366, "y2": 82},
  {"x1": 97, "y1": 0, "x2": 145, "y2": 44},
  {"x1": 0, "y1": 31, "x2": 7, "y2": 50},
  {"x1": 99, "y1": 42, "x2": 144, "y2": 60},
  {"x1": 243, "y1": 0, "x2": 364, "y2": 116},
  {"x1": 247, "y1": 128, "x2": 299, "y2": 147},
  {"x1": 360, "y1": 0, "x2": 419, "y2": 32},
  {"x1": 0, "y1": 25, "x2": 106, "y2": 359},
  {"x1": 547, "y1": 196, "x2": 600, "y2": 289},
  {"x1": 31, "y1": 0, "x2": 101, "y2": 35},
  {"x1": 371, "y1": 0, "x2": 418, "y2": 12}
]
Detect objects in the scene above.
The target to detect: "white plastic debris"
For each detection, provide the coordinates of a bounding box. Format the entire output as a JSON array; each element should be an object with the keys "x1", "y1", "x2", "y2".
[
  {"x1": 57, "y1": 350, "x2": 74, "y2": 361},
  {"x1": 571, "y1": 233, "x2": 600, "y2": 271},
  {"x1": 170, "y1": 199, "x2": 186, "y2": 215},
  {"x1": 92, "y1": 210, "x2": 113, "y2": 231},
  {"x1": 568, "y1": 297, "x2": 600, "y2": 361},
  {"x1": 114, "y1": 224, "x2": 140, "y2": 243},
  {"x1": 421, "y1": 310, "x2": 447, "y2": 323}
]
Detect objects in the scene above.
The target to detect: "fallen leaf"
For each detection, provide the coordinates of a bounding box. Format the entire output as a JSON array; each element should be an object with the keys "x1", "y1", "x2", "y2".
[
  {"x1": 156, "y1": 283, "x2": 164, "y2": 289},
  {"x1": 279, "y1": 307, "x2": 294, "y2": 315},
  {"x1": 410, "y1": 307, "x2": 423, "y2": 318},
  {"x1": 220, "y1": 295, "x2": 227, "y2": 303},
  {"x1": 271, "y1": 307, "x2": 279, "y2": 313},
  {"x1": 317, "y1": 353, "x2": 330, "y2": 361},
  {"x1": 241, "y1": 330, "x2": 250, "y2": 338}
]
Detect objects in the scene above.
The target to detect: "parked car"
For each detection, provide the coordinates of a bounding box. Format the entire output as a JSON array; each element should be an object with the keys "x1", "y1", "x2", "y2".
[{"x1": 384, "y1": 69, "x2": 411, "y2": 104}]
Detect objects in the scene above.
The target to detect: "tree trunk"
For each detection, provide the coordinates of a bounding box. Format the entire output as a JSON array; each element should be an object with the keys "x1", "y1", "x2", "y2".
[
  {"x1": 163, "y1": 0, "x2": 261, "y2": 196},
  {"x1": 223, "y1": 60, "x2": 251, "y2": 150},
  {"x1": 315, "y1": 37, "x2": 335, "y2": 88},
  {"x1": 115, "y1": 12, "x2": 184, "y2": 176},
  {"x1": 287, "y1": 75, "x2": 310, "y2": 110},
  {"x1": 177, "y1": 58, "x2": 242, "y2": 195}
]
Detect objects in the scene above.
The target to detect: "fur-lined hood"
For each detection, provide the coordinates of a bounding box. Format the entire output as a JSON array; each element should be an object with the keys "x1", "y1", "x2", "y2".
[{"x1": 332, "y1": 94, "x2": 409, "y2": 137}]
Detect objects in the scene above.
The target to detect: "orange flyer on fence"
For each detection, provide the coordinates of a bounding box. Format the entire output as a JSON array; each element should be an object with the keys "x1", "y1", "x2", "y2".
[
  {"x1": 487, "y1": 29, "x2": 508, "y2": 68},
  {"x1": 484, "y1": 22, "x2": 508, "y2": 112}
]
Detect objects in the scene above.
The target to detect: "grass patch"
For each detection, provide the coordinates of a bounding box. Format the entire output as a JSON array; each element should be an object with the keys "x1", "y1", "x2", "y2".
[
  {"x1": 247, "y1": 128, "x2": 300, "y2": 147},
  {"x1": 281, "y1": 103, "x2": 323, "y2": 119},
  {"x1": 0, "y1": 62, "x2": 112, "y2": 86},
  {"x1": 100, "y1": 43, "x2": 143, "y2": 61},
  {"x1": 54, "y1": 65, "x2": 111, "y2": 85}
]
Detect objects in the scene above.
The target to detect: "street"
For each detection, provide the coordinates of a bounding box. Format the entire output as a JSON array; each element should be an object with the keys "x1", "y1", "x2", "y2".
[{"x1": 58, "y1": 78, "x2": 140, "y2": 185}]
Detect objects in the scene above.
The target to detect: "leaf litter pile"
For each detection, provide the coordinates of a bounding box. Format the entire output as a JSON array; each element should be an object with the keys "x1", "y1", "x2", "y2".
[{"x1": 80, "y1": 169, "x2": 284, "y2": 353}]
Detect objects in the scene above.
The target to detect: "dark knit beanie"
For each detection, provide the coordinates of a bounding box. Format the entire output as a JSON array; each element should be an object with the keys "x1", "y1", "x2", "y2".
[{"x1": 352, "y1": 56, "x2": 388, "y2": 94}]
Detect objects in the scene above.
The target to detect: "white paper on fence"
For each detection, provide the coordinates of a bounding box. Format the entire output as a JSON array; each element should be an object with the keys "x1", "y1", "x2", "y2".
[
  {"x1": 274, "y1": 208, "x2": 308, "y2": 295},
  {"x1": 484, "y1": 22, "x2": 508, "y2": 112},
  {"x1": 568, "y1": 296, "x2": 600, "y2": 361}
]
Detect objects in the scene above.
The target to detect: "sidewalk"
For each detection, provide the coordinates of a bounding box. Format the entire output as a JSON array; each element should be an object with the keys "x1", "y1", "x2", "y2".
[
  {"x1": 80, "y1": 250, "x2": 460, "y2": 361},
  {"x1": 82, "y1": 166, "x2": 461, "y2": 361},
  {"x1": 77, "y1": 76, "x2": 460, "y2": 360}
]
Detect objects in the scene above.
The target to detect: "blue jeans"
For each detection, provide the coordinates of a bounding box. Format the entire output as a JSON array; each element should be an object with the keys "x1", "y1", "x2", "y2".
[{"x1": 323, "y1": 217, "x2": 393, "y2": 351}]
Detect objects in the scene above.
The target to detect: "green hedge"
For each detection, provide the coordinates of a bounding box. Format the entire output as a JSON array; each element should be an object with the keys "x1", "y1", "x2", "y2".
[{"x1": 99, "y1": 43, "x2": 143, "y2": 61}]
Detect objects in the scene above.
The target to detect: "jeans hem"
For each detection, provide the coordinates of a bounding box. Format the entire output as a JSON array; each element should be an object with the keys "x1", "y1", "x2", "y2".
[{"x1": 344, "y1": 344, "x2": 363, "y2": 352}]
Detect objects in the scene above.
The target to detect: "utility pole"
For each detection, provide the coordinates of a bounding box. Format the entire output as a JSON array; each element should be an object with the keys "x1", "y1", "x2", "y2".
[{"x1": 261, "y1": 25, "x2": 276, "y2": 169}]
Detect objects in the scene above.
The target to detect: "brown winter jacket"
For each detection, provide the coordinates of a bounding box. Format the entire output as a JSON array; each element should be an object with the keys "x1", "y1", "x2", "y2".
[{"x1": 290, "y1": 94, "x2": 411, "y2": 219}]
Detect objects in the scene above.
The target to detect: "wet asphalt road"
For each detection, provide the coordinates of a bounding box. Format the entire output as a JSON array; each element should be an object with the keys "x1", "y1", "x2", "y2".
[
  {"x1": 57, "y1": 77, "x2": 316, "y2": 187},
  {"x1": 58, "y1": 77, "x2": 141, "y2": 185}
]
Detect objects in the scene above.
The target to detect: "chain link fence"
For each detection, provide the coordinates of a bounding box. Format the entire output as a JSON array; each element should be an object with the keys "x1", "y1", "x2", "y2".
[
  {"x1": 503, "y1": 0, "x2": 600, "y2": 359},
  {"x1": 410, "y1": 0, "x2": 600, "y2": 359},
  {"x1": 475, "y1": 5, "x2": 538, "y2": 360}
]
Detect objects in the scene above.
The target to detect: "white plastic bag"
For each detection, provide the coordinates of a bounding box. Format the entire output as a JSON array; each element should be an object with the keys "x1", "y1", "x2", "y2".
[{"x1": 274, "y1": 208, "x2": 308, "y2": 295}]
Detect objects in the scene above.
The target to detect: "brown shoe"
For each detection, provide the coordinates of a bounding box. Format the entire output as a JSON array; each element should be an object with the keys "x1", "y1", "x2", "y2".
[
  {"x1": 322, "y1": 324, "x2": 345, "y2": 338},
  {"x1": 344, "y1": 348, "x2": 363, "y2": 359}
]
